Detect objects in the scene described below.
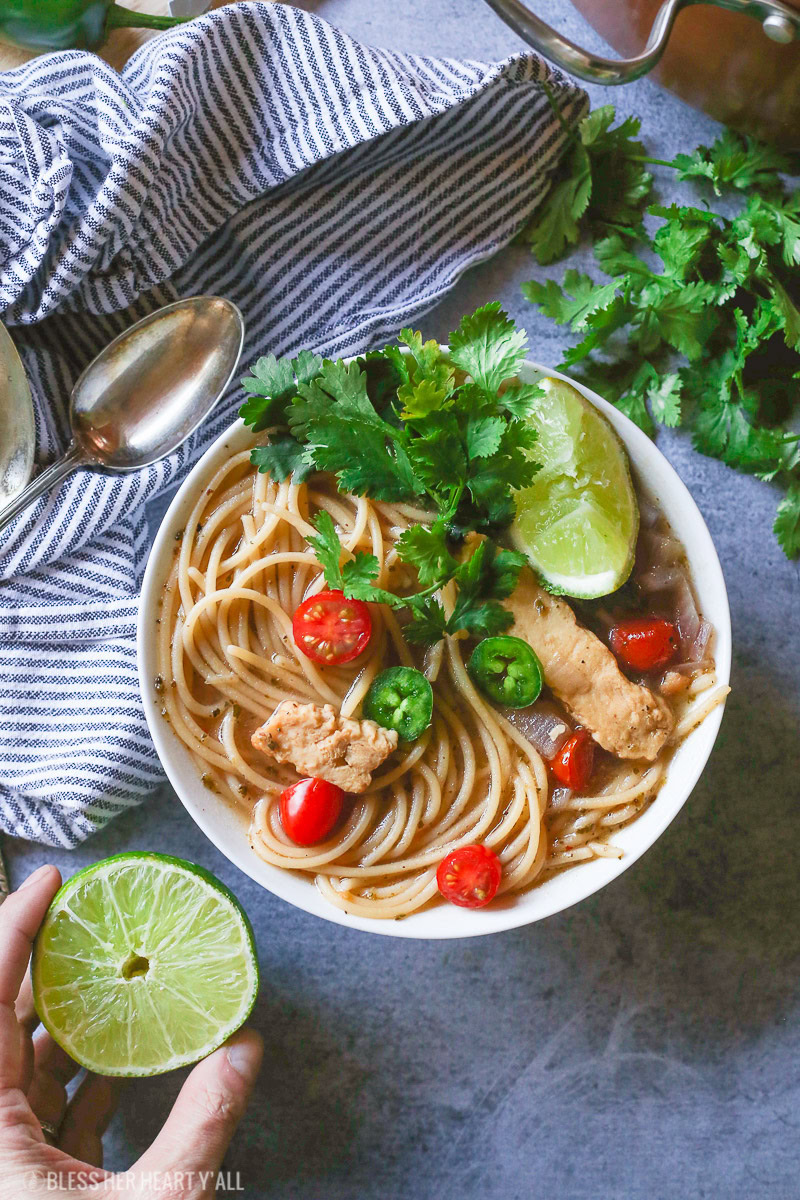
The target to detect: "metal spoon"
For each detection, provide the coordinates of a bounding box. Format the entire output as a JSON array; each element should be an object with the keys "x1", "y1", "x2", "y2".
[
  {"x1": 0, "y1": 296, "x2": 245, "y2": 535},
  {"x1": 0, "y1": 320, "x2": 35, "y2": 899}
]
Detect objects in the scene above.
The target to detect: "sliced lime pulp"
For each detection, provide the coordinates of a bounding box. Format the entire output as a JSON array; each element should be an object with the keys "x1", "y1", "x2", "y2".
[
  {"x1": 32, "y1": 853, "x2": 259, "y2": 1077},
  {"x1": 511, "y1": 376, "x2": 639, "y2": 598}
]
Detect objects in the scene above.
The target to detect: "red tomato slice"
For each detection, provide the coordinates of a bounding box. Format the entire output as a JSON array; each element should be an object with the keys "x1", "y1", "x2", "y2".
[
  {"x1": 551, "y1": 730, "x2": 595, "y2": 791},
  {"x1": 293, "y1": 589, "x2": 372, "y2": 666},
  {"x1": 609, "y1": 617, "x2": 678, "y2": 672},
  {"x1": 279, "y1": 777, "x2": 344, "y2": 846},
  {"x1": 436, "y1": 844, "x2": 502, "y2": 909}
]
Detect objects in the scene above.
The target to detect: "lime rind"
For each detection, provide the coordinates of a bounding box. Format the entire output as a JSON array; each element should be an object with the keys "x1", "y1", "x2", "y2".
[
  {"x1": 32, "y1": 852, "x2": 259, "y2": 1078},
  {"x1": 511, "y1": 377, "x2": 639, "y2": 599}
]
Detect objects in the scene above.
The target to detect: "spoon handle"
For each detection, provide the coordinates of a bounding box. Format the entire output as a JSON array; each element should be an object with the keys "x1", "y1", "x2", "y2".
[{"x1": 0, "y1": 443, "x2": 87, "y2": 535}]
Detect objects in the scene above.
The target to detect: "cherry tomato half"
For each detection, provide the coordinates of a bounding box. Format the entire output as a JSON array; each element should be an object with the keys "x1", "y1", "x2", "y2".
[
  {"x1": 551, "y1": 730, "x2": 595, "y2": 791},
  {"x1": 279, "y1": 777, "x2": 344, "y2": 846},
  {"x1": 609, "y1": 617, "x2": 678, "y2": 672},
  {"x1": 436, "y1": 844, "x2": 502, "y2": 909},
  {"x1": 293, "y1": 590, "x2": 372, "y2": 666}
]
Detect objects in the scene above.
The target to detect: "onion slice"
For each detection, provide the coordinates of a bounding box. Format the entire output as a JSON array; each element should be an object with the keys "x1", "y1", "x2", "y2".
[
  {"x1": 637, "y1": 565, "x2": 684, "y2": 594},
  {"x1": 674, "y1": 576, "x2": 701, "y2": 653},
  {"x1": 503, "y1": 704, "x2": 572, "y2": 759},
  {"x1": 549, "y1": 786, "x2": 574, "y2": 810},
  {"x1": 691, "y1": 618, "x2": 713, "y2": 661}
]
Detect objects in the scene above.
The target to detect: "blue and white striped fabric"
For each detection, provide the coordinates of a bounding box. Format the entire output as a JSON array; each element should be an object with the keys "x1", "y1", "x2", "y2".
[{"x1": 0, "y1": 2, "x2": 586, "y2": 847}]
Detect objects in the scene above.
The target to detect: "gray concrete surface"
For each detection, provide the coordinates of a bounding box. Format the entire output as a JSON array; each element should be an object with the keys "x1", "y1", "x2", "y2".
[{"x1": 6, "y1": 2, "x2": 800, "y2": 1197}]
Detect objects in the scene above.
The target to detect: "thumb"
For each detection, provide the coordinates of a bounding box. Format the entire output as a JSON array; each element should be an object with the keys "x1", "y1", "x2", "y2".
[{"x1": 134, "y1": 1029, "x2": 262, "y2": 1189}]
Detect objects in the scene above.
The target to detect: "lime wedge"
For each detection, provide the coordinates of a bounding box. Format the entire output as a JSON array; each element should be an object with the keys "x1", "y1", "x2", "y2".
[
  {"x1": 511, "y1": 376, "x2": 639, "y2": 598},
  {"x1": 32, "y1": 853, "x2": 259, "y2": 1078}
]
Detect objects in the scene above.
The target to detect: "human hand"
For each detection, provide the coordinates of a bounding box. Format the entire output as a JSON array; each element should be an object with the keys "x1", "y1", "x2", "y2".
[{"x1": 1, "y1": 864, "x2": 263, "y2": 1199}]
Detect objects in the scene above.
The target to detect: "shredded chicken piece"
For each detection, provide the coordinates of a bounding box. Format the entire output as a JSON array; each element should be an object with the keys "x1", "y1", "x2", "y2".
[
  {"x1": 660, "y1": 669, "x2": 692, "y2": 697},
  {"x1": 503, "y1": 567, "x2": 675, "y2": 761},
  {"x1": 251, "y1": 701, "x2": 398, "y2": 793}
]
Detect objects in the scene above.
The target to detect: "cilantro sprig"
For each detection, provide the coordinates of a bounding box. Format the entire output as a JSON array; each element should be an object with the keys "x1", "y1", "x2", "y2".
[
  {"x1": 307, "y1": 510, "x2": 527, "y2": 644},
  {"x1": 522, "y1": 108, "x2": 800, "y2": 558},
  {"x1": 239, "y1": 304, "x2": 539, "y2": 642}
]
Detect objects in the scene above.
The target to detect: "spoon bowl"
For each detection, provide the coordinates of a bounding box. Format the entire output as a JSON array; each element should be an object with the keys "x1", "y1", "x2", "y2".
[
  {"x1": 0, "y1": 296, "x2": 245, "y2": 534},
  {"x1": 0, "y1": 320, "x2": 34, "y2": 505},
  {"x1": 73, "y1": 297, "x2": 245, "y2": 471}
]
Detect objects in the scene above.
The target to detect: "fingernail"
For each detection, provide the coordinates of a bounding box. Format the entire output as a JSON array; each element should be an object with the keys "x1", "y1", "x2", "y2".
[
  {"x1": 226, "y1": 1034, "x2": 262, "y2": 1081},
  {"x1": 20, "y1": 864, "x2": 54, "y2": 891}
]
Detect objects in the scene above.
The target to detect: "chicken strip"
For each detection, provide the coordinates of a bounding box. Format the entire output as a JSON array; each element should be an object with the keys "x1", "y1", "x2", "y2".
[
  {"x1": 504, "y1": 568, "x2": 674, "y2": 761},
  {"x1": 251, "y1": 701, "x2": 398, "y2": 793}
]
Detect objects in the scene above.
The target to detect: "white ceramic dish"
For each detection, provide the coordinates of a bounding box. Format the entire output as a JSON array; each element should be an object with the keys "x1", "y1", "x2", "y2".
[{"x1": 138, "y1": 361, "x2": 731, "y2": 939}]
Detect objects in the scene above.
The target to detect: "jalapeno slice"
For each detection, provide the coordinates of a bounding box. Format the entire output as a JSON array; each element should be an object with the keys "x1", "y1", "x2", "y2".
[
  {"x1": 363, "y1": 666, "x2": 433, "y2": 742},
  {"x1": 468, "y1": 635, "x2": 543, "y2": 708}
]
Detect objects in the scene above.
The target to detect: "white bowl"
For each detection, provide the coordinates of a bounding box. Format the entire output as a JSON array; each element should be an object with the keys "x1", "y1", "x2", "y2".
[{"x1": 138, "y1": 361, "x2": 731, "y2": 939}]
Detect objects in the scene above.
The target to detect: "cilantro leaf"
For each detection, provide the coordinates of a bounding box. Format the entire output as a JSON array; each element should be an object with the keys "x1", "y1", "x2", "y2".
[
  {"x1": 671, "y1": 129, "x2": 795, "y2": 195},
  {"x1": 306, "y1": 511, "x2": 346, "y2": 588},
  {"x1": 396, "y1": 330, "x2": 455, "y2": 417},
  {"x1": 770, "y1": 279, "x2": 800, "y2": 350},
  {"x1": 466, "y1": 415, "x2": 504, "y2": 460},
  {"x1": 239, "y1": 392, "x2": 288, "y2": 431},
  {"x1": 241, "y1": 354, "x2": 295, "y2": 401},
  {"x1": 635, "y1": 280, "x2": 718, "y2": 359},
  {"x1": 447, "y1": 598, "x2": 513, "y2": 638},
  {"x1": 405, "y1": 412, "x2": 467, "y2": 493},
  {"x1": 398, "y1": 329, "x2": 449, "y2": 380},
  {"x1": 448, "y1": 303, "x2": 529, "y2": 394},
  {"x1": 399, "y1": 377, "x2": 453, "y2": 419},
  {"x1": 648, "y1": 371, "x2": 682, "y2": 427},
  {"x1": 774, "y1": 484, "x2": 800, "y2": 558},
  {"x1": 561, "y1": 297, "x2": 631, "y2": 367},
  {"x1": 497, "y1": 381, "x2": 545, "y2": 419},
  {"x1": 766, "y1": 195, "x2": 800, "y2": 268},
  {"x1": 290, "y1": 358, "x2": 377, "y2": 432},
  {"x1": 526, "y1": 143, "x2": 592, "y2": 265},
  {"x1": 579, "y1": 105, "x2": 639, "y2": 152},
  {"x1": 581, "y1": 107, "x2": 653, "y2": 231},
  {"x1": 594, "y1": 234, "x2": 654, "y2": 281},
  {"x1": 650, "y1": 206, "x2": 717, "y2": 280},
  {"x1": 341, "y1": 553, "x2": 382, "y2": 593},
  {"x1": 250, "y1": 438, "x2": 313, "y2": 482},
  {"x1": 488, "y1": 548, "x2": 528, "y2": 599},
  {"x1": 612, "y1": 362, "x2": 656, "y2": 437},
  {"x1": 522, "y1": 270, "x2": 621, "y2": 331},
  {"x1": 291, "y1": 359, "x2": 422, "y2": 501},
  {"x1": 445, "y1": 540, "x2": 521, "y2": 637},
  {"x1": 464, "y1": 422, "x2": 539, "y2": 527},
  {"x1": 241, "y1": 350, "x2": 323, "y2": 431},
  {"x1": 452, "y1": 540, "x2": 526, "y2": 603},
  {"x1": 307, "y1": 510, "x2": 384, "y2": 596},
  {"x1": 404, "y1": 597, "x2": 449, "y2": 644},
  {"x1": 395, "y1": 521, "x2": 456, "y2": 589}
]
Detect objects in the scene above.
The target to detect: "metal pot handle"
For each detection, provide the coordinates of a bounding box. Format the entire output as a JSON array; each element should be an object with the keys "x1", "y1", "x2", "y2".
[{"x1": 481, "y1": 0, "x2": 800, "y2": 84}]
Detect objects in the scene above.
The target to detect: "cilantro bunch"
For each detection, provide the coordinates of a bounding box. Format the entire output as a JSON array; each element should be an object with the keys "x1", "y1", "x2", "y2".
[
  {"x1": 522, "y1": 109, "x2": 800, "y2": 558},
  {"x1": 239, "y1": 304, "x2": 540, "y2": 643}
]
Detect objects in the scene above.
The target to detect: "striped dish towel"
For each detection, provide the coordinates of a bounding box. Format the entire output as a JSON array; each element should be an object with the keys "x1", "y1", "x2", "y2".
[{"x1": 0, "y1": 3, "x2": 586, "y2": 847}]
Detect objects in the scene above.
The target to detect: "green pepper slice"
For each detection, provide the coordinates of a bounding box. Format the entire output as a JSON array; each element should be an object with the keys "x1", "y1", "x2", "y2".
[
  {"x1": 363, "y1": 666, "x2": 433, "y2": 742},
  {"x1": 468, "y1": 635, "x2": 543, "y2": 708},
  {"x1": 0, "y1": 2, "x2": 189, "y2": 54}
]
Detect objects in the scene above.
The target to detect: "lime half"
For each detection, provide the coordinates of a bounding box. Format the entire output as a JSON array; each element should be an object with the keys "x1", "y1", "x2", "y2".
[
  {"x1": 511, "y1": 377, "x2": 639, "y2": 598},
  {"x1": 32, "y1": 853, "x2": 259, "y2": 1077}
]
